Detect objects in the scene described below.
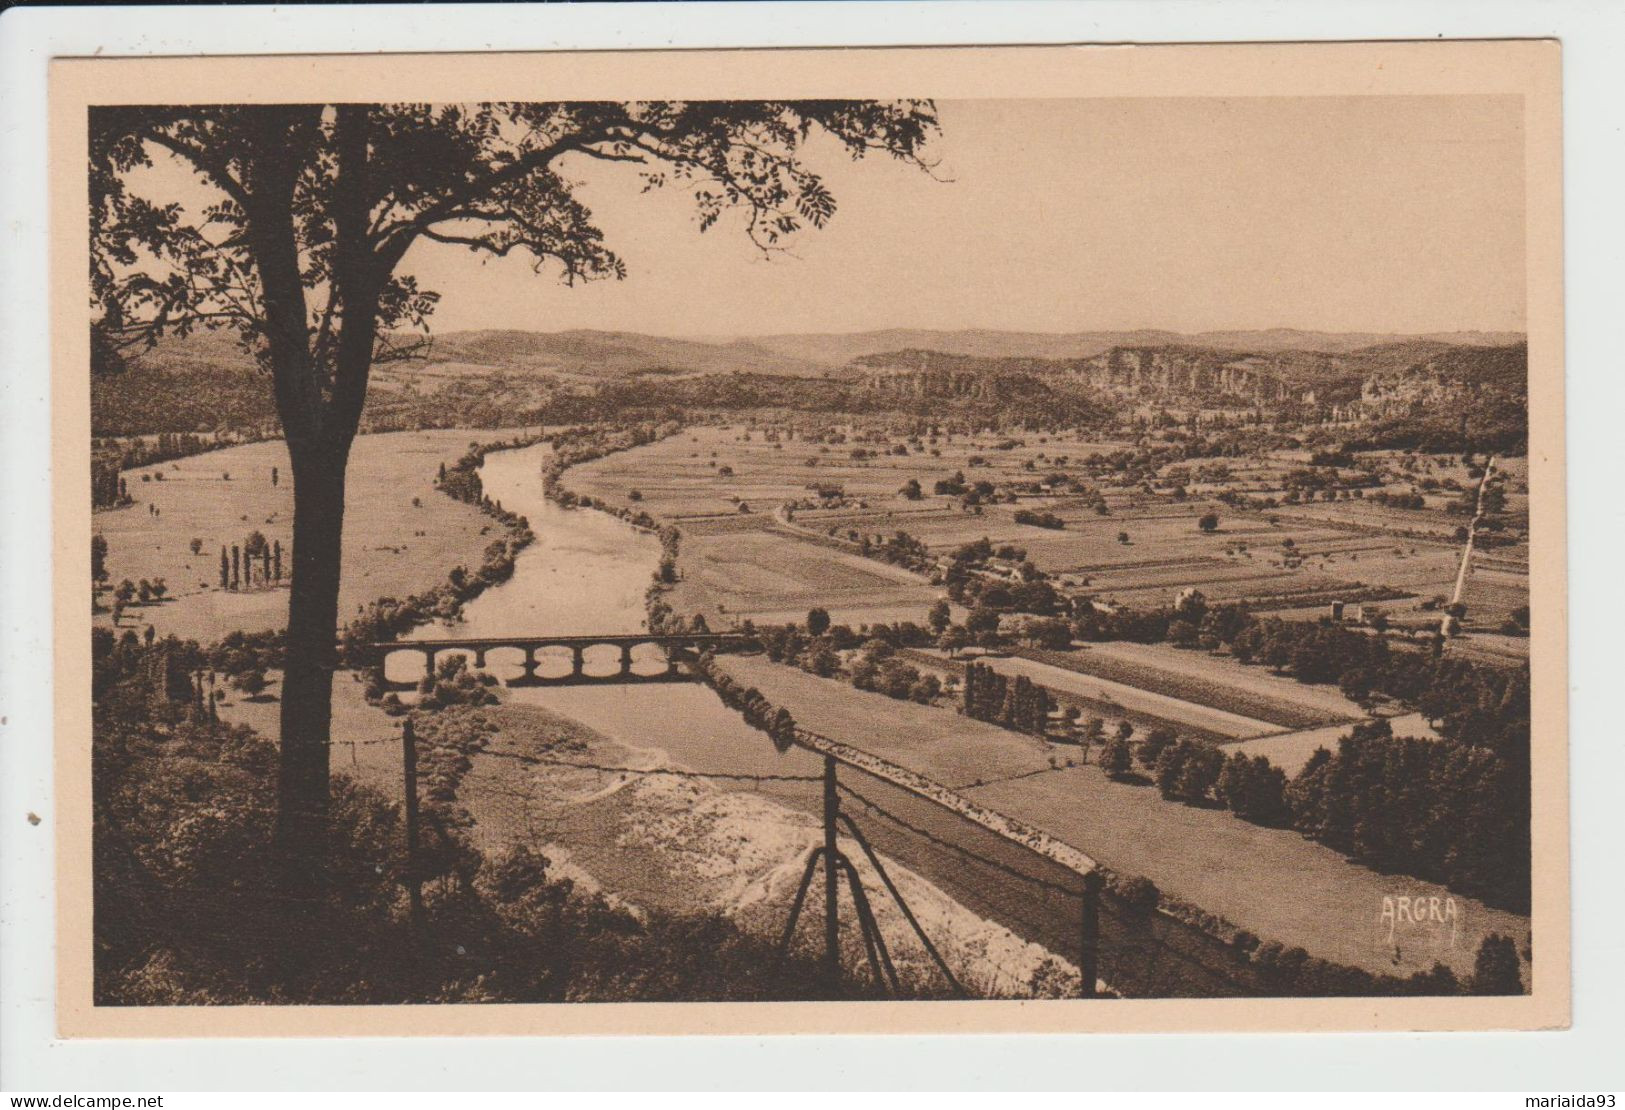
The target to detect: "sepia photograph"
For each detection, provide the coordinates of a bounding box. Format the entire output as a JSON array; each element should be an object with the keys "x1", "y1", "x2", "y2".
[{"x1": 47, "y1": 39, "x2": 1567, "y2": 1038}]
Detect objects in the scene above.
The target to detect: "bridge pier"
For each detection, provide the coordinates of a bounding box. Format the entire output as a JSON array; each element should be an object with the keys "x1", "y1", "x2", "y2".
[{"x1": 372, "y1": 633, "x2": 751, "y2": 693}]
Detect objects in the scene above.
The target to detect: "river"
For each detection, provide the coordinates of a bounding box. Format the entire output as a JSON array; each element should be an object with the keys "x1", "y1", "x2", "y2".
[
  {"x1": 390, "y1": 441, "x2": 1084, "y2": 997},
  {"x1": 398, "y1": 441, "x2": 801, "y2": 767}
]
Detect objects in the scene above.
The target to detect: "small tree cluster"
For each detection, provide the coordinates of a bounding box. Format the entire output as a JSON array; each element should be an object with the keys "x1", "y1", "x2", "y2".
[
  {"x1": 962, "y1": 662, "x2": 1051, "y2": 736},
  {"x1": 1013, "y1": 509, "x2": 1064, "y2": 530},
  {"x1": 92, "y1": 534, "x2": 109, "y2": 591},
  {"x1": 415, "y1": 654, "x2": 500, "y2": 711},
  {"x1": 1214, "y1": 752, "x2": 1289, "y2": 825},
  {"x1": 849, "y1": 646, "x2": 941, "y2": 705},
  {"x1": 1154, "y1": 739, "x2": 1225, "y2": 804},
  {"x1": 1285, "y1": 720, "x2": 1528, "y2": 911},
  {"x1": 1136, "y1": 726, "x2": 1178, "y2": 771}
]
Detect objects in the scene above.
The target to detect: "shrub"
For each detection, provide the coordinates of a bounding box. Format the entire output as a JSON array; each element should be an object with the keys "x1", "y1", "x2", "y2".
[
  {"x1": 1013, "y1": 509, "x2": 1064, "y2": 530},
  {"x1": 230, "y1": 668, "x2": 269, "y2": 700},
  {"x1": 1157, "y1": 740, "x2": 1223, "y2": 804},
  {"x1": 1176, "y1": 743, "x2": 1225, "y2": 803},
  {"x1": 1215, "y1": 752, "x2": 1289, "y2": 825},
  {"x1": 1115, "y1": 875, "x2": 1160, "y2": 917},
  {"x1": 1468, "y1": 932, "x2": 1525, "y2": 995},
  {"x1": 1137, "y1": 726, "x2": 1177, "y2": 770},
  {"x1": 1099, "y1": 736, "x2": 1134, "y2": 780},
  {"x1": 909, "y1": 674, "x2": 942, "y2": 705},
  {"x1": 416, "y1": 655, "x2": 499, "y2": 710}
]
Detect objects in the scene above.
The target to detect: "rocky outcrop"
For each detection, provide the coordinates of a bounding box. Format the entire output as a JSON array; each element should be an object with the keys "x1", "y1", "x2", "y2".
[
  {"x1": 852, "y1": 341, "x2": 1526, "y2": 415},
  {"x1": 1352, "y1": 343, "x2": 1527, "y2": 420},
  {"x1": 855, "y1": 346, "x2": 1338, "y2": 407},
  {"x1": 1078, "y1": 347, "x2": 1311, "y2": 403}
]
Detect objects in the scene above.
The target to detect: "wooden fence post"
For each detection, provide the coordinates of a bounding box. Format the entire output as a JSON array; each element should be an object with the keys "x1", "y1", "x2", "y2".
[
  {"x1": 823, "y1": 754, "x2": 840, "y2": 989},
  {"x1": 402, "y1": 716, "x2": 424, "y2": 926},
  {"x1": 1080, "y1": 869, "x2": 1102, "y2": 998}
]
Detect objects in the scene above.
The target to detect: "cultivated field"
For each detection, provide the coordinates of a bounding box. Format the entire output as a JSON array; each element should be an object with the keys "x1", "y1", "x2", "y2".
[
  {"x1": 1020, "y1": 641, "x2": 1366, "y2": 730},
  {"x1": 675, "y1": 530, "x2": 942, "y2": 627},
  {"x1": 93, "y1": 429, "x2": 507, "y2": 642},
  {"x1": 561, "y1": 420, "x2": 1525, "y2": 761},
  {"x1": 568, "y1": 424, "x2": 1528, "y2": 646},
  {"x1": 924, "y1": 648, "x2": 1280, "y2": 740},
  {"x1": 714, "y1": 655, "x2": 1529, "y2": 981},
  {"x1": 1223, "y1": 712, "x2": 1441, "y2": 777}
]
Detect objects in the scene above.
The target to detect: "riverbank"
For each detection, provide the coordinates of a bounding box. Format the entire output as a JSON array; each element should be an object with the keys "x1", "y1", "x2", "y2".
[
  {"x1": 382, "y1": 438, "x2": 1093, "y2": 996},
  {"x1": 457, "y1": 698, "x2": 1087, "y2": 997}
]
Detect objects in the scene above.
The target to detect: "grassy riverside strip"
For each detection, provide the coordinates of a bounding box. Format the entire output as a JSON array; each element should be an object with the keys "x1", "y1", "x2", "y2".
[
  {"x1": 540, "y1": 421, "x2": 684, "y2": 510},
  {"x1": 1015, "y1": 646, "x2": 1347, "y2": 731},
  {"x1": 685, "y1": 650, "x2": 1508, "y2": 998},
  {"x1": 891, "y1": 646, "x2": 1236, "y2": 744}
]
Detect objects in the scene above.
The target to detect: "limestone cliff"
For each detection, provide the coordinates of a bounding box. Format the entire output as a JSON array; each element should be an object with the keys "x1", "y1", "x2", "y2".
[{"x1": 851, "y1": 341, "x2": 1525, "y2": 415}]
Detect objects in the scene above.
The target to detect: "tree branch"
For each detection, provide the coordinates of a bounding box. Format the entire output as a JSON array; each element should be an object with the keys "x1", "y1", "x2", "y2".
[
  {"x1": 142, "y1": 129, "x2": 253, "y2": 210},
  {"x1": 371, "y1": 124, "x2": 628, "y2": 266}
]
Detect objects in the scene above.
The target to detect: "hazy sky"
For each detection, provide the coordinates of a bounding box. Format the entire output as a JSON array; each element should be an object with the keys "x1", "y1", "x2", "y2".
[{"x1": 142, "y1": 96, "x2": 1530, "y2": 338}]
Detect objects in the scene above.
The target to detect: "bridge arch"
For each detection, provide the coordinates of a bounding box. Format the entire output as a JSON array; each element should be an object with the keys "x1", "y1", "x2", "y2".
[{"x1": 369, "y1": 632, "x2": 755, "y2": 692}]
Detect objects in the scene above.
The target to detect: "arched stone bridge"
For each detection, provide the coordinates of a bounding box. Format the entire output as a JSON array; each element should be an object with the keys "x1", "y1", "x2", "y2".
[{"x1": 370, "y1": 633, "x2": 756, "y2": 691}]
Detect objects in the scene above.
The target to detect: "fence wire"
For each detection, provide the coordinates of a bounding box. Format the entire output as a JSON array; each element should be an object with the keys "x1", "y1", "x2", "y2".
[
  {"x1": 99, "y1": 703, "x2": 1262, "y2": 1001},
  {"x1": 406, "y1": 705, "x2": 1270, "y2": 999}
]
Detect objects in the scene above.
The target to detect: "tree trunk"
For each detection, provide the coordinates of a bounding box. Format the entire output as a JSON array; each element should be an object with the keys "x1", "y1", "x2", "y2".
[
  {"x1": 245, "y1": 104, "x2": 377, "y2": 896},
  {"x1": 275, "y1": 445, "x2": 349, "y2": 890}
]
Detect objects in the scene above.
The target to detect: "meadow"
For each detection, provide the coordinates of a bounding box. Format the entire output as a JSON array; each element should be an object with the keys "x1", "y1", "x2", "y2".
[
  {"x1": 714, "y1": 655, "x2": 1529, "y2": 982},
  {"x1": 1016, "y1": 641, "x2": 1366, "y2": 731},
  {"x1": 93, "y1": 429, "x2": 510, "y2": 642},
  {"x1": 1222, "y1": 712, "x2": 1441, "y2": 777}
]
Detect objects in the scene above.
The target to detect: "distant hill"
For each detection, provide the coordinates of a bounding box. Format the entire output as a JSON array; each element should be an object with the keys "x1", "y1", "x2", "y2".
[
  {"x1": 90, "y1": 325, "x2": 1526, "y2": 437},
  {"x1": 419, "y1": 329, "x2": 825, "y2": 380},
  {"x1": 1375, "y1": 341, "x2": 1529, "y2": 393},
  {"x1": 745, "y1": 327, "x2": 1524, "y2": 366},
  {"x1": 89, "y1": 328, "x2": 818, "y2": 436},
  {"x1": 91, "y1": 332, "x2": 276, "y2": 437}
]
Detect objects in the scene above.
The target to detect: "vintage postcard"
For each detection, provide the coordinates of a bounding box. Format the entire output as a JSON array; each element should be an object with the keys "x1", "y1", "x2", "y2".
[{"x1": 52, "y1": 39, "x2": 1566, "y2": 1037}]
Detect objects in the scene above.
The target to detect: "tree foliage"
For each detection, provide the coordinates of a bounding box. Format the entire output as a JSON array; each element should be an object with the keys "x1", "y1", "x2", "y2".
[
  {"x1": 90, "y1": 100, "x2": 939, "y2": 868},
  {"x1": 92, "y1": 101, "x2": 939, "y2": 381}
]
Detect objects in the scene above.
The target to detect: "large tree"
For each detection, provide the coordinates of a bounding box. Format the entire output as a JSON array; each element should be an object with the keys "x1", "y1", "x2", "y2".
[{"x1": 91, "y1": 101, "x2": 938, "y2": 884}]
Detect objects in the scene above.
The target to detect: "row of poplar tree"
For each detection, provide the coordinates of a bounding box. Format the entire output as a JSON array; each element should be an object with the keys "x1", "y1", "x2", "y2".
[
  {"x1": 218, "y1": 531, "x2": 284, "y2": 590},
  {"x1": 962, "y1": 661, "x2": 1053, "y2": 735}
]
